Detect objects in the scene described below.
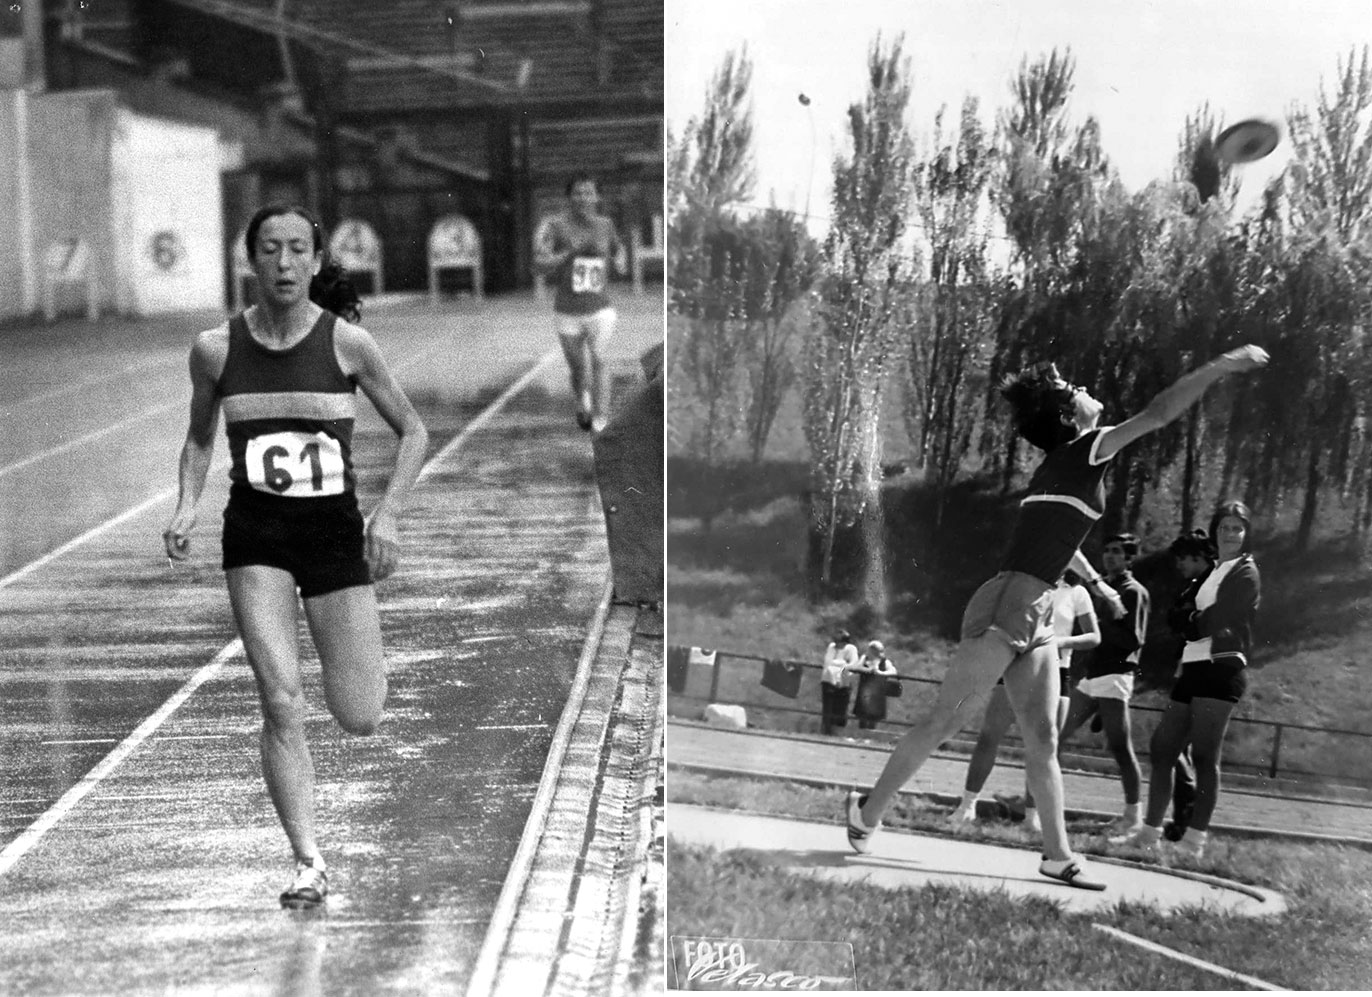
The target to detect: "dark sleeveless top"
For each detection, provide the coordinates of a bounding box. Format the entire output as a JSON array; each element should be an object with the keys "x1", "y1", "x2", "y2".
[
  {"x1": 216, "y1": 311, "x2": 357, "y2": 500},
  {"x1": 1000, "y1": 429, "x2": 1113, "y2": 584}
]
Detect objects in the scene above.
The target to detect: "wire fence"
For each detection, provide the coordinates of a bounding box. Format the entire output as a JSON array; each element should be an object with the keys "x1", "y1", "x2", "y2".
[{"x1": 667, "y1": 644, "x2": 1372, "y2": 793}]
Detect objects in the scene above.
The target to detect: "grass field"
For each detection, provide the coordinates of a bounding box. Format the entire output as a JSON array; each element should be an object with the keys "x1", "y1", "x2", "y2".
[{"x1": 666, "y1": 770, "x2": 1372, "y2": 990}]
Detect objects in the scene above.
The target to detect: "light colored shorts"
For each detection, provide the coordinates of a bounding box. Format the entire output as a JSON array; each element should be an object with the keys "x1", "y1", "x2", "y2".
[
  {"x1": 1076, "y1": 672, "x2": 1135, "y2": 702},
  {"x1": 960, "y1": 571, "x2": 1055, "y2": 654},
  {"x1": 555, "y1": 307, "x2": 616, "y2": 351}
]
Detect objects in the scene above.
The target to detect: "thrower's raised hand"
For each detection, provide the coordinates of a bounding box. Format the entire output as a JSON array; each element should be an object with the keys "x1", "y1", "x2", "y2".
[{"x1": 1221, "y1": 345, "x2": 1270, "y2": 374}]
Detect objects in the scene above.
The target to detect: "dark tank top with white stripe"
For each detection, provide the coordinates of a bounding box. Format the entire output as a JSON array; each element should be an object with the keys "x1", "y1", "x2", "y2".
[
  {"x1": 999, "y1": 428, "x2": 1113, "y2": 584},
  {"x1": 216, "y1": 310, "x2": 357, "y2": 501}
]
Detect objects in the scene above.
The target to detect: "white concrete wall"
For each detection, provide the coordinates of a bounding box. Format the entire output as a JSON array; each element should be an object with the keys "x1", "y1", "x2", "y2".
[
  {"x1": 110, "y1": 109, "x2": 224, "y2": 314},
  {"x1": 0, "y1": 91, "x2": 28, "y2": 320}
]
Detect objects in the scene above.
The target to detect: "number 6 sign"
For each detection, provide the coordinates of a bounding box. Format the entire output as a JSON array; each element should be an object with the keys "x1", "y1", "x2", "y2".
[{"x1": 245, "y1": 431, "x2": 346, "y2": 497}]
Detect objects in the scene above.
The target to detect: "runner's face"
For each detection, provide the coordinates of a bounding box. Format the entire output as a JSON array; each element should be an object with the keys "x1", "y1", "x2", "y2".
[
  {"x1": 1216, "y1": 515, "x2": 1247, "y2": 559},
  {"x1": 252, "y1": 213, "x2": 321, "y2": 308},
  {"x1": 1102, "y1": 543, "x2": 1128, "y2": 576},
  {"x1": 569, "y1": 180, "x2": 598, "y2": 220}
]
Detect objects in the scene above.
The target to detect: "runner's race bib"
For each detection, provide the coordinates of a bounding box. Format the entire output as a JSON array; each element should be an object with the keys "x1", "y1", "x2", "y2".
[
  {"x1": 571, "y1": 256, "x2": 607, "y2": 295},
  {"x1": 245, "y1": 431, "x2": 346, "y2": 497}
]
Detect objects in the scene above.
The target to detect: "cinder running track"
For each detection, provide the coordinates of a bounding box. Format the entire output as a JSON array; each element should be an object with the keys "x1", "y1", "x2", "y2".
[{"x1": 0, "y1": 292, "x2": 662, "y2": 996}]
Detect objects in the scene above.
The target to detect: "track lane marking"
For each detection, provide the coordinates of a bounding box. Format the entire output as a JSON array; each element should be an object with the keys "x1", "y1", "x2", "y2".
[
  {"x1": 1091, "y1": 923, "x2": 1286, "y2": 990},
  {"x1": 0, "y1": 639, "x2": 244, "y2": 878},
  {"x1": 0, "y1": 356, "x2": 170, "y2": 417},
  {"x1": 0, "y1": 402, "x2": 180, "y2": 479},
  {"x1": 464, "y1": 573, "x2": 614, "y2": 997}
]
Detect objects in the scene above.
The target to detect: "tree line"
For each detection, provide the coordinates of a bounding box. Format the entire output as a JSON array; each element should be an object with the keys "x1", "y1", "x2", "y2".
[{"x1": 669, "y1": 38, "x2": 1372, "y2": 599}]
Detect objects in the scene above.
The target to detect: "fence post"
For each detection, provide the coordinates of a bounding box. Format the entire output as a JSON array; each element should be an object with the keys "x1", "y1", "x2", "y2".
[
  {"x1": 1269, "y1": 724, "x2": 1283, "y2": 779},
  {"x1": 708, "y1": 654, "x2": 722, "y2": 703}
]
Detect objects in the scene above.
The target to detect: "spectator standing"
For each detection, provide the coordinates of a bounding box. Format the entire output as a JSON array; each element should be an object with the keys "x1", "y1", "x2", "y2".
[
  {"x1": 820, "y1": 630, "x2": 859, "y2": 735},
  {"x1": 852, "y1": 640, "x2": 899, "y2": 731}
]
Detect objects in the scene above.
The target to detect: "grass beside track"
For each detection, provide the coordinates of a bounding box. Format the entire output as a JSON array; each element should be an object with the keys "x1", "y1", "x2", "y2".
[{"x1": 667, "y1": 771, "x2": 1372, "y2": 990}]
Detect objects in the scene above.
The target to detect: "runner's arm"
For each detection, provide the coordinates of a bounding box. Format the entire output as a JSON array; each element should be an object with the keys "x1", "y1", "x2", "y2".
[
  {"x1": 533, "y1": 218, "x2": 575, "y2": 275},
  {"x1": 611, "y1": 224, "x2": 629, "y2": 277},
  {"x1": 1095, "y1": 345, "x2": 1269, "y2": 462},
  {"x1": 1060, "y1": 598, "x2": 1101, "y2": 654},
  {"x1": 164, "y1": 333, "x2": 223, "y2": 559},
  {"x1": 1068, "y1": 549, "x2": 1125, "y2": 619},
  {"x1": 339, "y1": 324, "x2": 430, "y2": 579}
]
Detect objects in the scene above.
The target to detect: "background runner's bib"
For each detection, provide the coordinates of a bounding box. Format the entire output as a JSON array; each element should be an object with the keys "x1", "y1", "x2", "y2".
[{"x1": 571, "y1": 256, "x2": 607, "y2": 295}]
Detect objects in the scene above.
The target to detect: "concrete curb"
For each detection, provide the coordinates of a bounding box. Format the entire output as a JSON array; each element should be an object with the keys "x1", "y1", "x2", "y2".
[{"x1": 669, "y1": 760, "x2": 1372, "y2": 852}]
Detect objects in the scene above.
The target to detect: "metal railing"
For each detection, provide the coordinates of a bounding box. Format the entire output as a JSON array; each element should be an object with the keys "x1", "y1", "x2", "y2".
[{"x1": 667, "y1": 645, "x2": 1372, "y2": 791}]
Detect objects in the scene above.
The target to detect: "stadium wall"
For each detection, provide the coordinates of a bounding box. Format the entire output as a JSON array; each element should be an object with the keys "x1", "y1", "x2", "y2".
[{"x1": 0, "y1": 87, "x2": 225, "y2": 320}]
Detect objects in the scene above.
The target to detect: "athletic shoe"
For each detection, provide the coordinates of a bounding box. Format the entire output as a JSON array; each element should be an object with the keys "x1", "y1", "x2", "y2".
[
  {"x1": 1162, "y1": 820, "x2": 1187, "y2": 842},
  {"x1": 1103, "y1": 815, "x2": 1142, "y2": 838},
  {"x1": 992, "y1": 792, "x2": 1027, "y2": 820},
  {"x1": 1174, "y1": 835, "x2": 1206, "y2": 859},
  {"x1": 590, "y1": 415, "x2": 608, "y2": 433},
  {"x1": 947, "y1": 803, "x2": 978, "y2": 827},
  {"x1": 845, "y1": 790, "x2": 878, "y2": 854},
  {"x1": 1039, "y1": 855, "x2": 1107, "y2": 891},
  {"x1": 1023, "y1": 808, "x2": 1042, "y2": 835},
  {"x1": 280, "y1": 858, "x2": 328, "y2": 909},
  {"x1": 1109, "y1": 826, "x2": 1161, "y2": 854}
]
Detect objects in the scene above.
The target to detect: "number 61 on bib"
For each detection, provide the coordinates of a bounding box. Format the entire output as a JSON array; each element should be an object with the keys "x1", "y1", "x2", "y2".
[{"x1": 246, "y1": 431, "x2": 347, "y2": 497}]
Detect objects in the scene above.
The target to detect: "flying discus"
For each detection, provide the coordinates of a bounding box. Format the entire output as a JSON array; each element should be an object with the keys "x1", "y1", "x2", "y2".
[{"x1": 1215, "y1": 118, "x2": 1281, "y2": 165}]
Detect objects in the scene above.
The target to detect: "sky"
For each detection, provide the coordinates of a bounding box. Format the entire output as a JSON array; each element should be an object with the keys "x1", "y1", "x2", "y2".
[{"x1": 667, "y1": 0, "x2": 1372, "y2": 230}]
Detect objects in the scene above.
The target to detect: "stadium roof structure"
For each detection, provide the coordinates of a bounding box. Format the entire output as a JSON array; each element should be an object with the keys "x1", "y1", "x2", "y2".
[
  {"x1": 45, "y1": 0, "x2": 662, "y2": 185},
  {"x1": 143, "y1": 0, "x2": 659, "y2": 112}
]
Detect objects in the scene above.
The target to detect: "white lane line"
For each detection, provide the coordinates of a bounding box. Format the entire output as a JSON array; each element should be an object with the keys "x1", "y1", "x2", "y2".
[
  {"x1": 0, "y1": 466, "x2": 216, "y2": 593},
  {"x1": 1091, "y1": 923, "x2": 1286, "y2": 991},
  {"x1": 465, "y1": 573, "x2": 614, "y2": 997},
  {"x1": 0, "y1": 639, "x2": 244, "y2": 878},
  {"x1": 0, "y1": 401, "x2": 180, "y2": 480},
  {"x1": 475, "y1": 724, "x2": 549, "y2": 731},
  {"x1": 151, "y1": 734, "x2": 233, "y2": 741},
  {"x1": 0, "y1": 356, "x2": 169, "y2": 417},
  {"x1": 40, "y1": 739, "x2": 120, "y2": 746},
  {"x1": 416, "y1": 350, "x2": 560, "y2": 485},
  {"x1": 0, "y1": 352, "x2": 560, "y2": 880}
]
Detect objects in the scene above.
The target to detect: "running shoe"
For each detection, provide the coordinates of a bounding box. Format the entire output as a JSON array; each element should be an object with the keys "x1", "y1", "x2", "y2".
[
  {"x1": 1109, "y1": 825, "x2": 1161, "y2": 854},
  {"x1": 1174, "y1": 835, "x2": 1206, "y2": 859},
  {"x1": 845, "y1": 790, "x2": 878, "y2": 854},
  {"x1": 992, "y1": 792, "x2": 1027, "y2": 820},
  {"x1": 1039, "y1": 855, "x2": 1107, "y2": 891},
  {"x1": 280, "y1": 858, "x2": 328, "y2": 909},
  {"x1": 1023, "y1": 808, "x2": 1043, "y2": 835},
  {"x1": 1102, "y1": 815, "x2": 1142, "y2": 838},
  {"x1": 947, "y1": 802, "x2": 978, "y2": 827}
]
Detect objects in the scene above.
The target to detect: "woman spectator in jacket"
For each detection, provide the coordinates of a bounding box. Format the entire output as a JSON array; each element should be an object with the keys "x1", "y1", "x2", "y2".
[
  {"x1": 852, "y1": 640, "x2": 899, "y2": 731},
  {"x1": 1118, "y1": 502, "x2": 1260, "y2": 859}
]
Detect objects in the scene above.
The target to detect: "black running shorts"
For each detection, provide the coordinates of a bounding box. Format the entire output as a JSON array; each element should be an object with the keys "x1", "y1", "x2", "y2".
[
  {"x1": 222, "y1": 488, "x2": 370, "y2": 598},
  {"x1": 1171, "y1": 658, "x2": 1248, "y2": 705}
]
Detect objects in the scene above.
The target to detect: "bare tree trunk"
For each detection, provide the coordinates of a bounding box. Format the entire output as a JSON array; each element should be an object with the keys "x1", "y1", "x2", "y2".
[
  {"x1": 1181, "y1": 408, "x2": 1201, "y2": 531},
  {"x1": 1297, "y1": 447, "x2": 1322, "y2": 552}
]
